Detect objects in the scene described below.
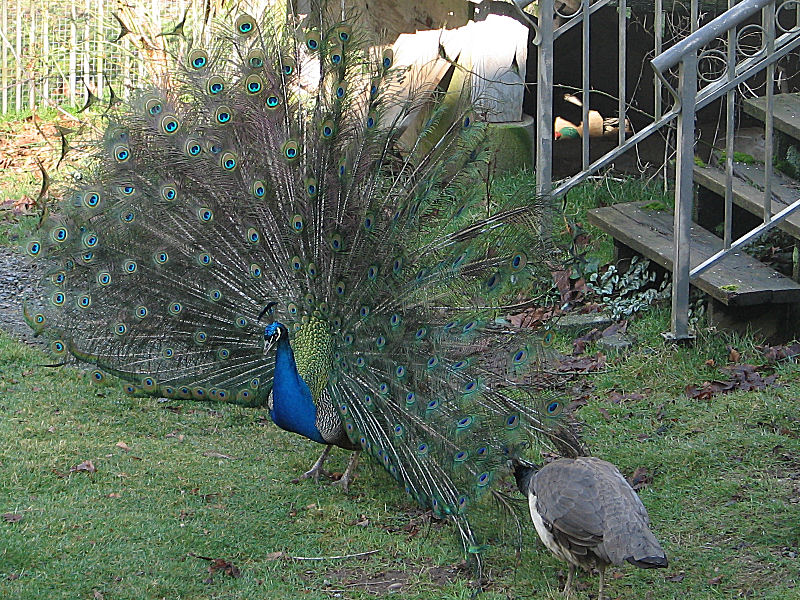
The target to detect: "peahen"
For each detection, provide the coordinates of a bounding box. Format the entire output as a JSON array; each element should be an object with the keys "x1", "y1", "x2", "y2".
[
  {"x1": 511, "y1": 457, "x2": 668, "y2": 598},
  {"x1": 23, "y1": 3, "x2": 577, "y2": 555}
]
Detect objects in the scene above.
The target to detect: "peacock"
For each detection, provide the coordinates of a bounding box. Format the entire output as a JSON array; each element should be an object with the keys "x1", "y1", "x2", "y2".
[{"x1": 23, "y1": 2, "x2": 578, "y2": 557}]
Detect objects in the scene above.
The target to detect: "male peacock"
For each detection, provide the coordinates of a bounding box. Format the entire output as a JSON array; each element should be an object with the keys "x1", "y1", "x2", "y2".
[{"x1": 23, "y1": 3, "x2": 575, "y2": 555}]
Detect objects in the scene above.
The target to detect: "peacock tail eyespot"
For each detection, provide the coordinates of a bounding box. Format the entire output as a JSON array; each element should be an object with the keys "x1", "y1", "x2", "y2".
[
  {"x1": 414, "y1": 327, "x2": 426, "y2": 339},
  {"x1": 215, "y1": 106, "x2": 232, "y2": 124},
  {"x1": 405, "y1": 392, "x2": 416, "y2": 406},
  {"x1": 83, "y1": 192, "x2": 101, "y2": 207},
  {"x1": 119, "y1": 185, "x2": 135, "y2": 195},
  {"x1": 235, "y1": 316, "x2": 247, "y2": 328},
  {"x1": 91, "y1": 370, "x2": 104, "y2": 382},
  {"x1": 355, "y1": 356, "x2": 366, "y2": 368},
  {"x1": 306, "y1": 262, "x2": 318, "y2": 277},
  {"x1": 78, "y1": 295, "x2": 91, "y2": 309},
  {"x1": 305, "y1": 178, "x2": 317, "y2": 197},
  {"x1": 162, "y1": 347, "x2": 174, "y2": 358},
  {"x1": 168, "y1": 302, "x2": 182, "y2": 315},
  {"x1": 51, "y1": 340, "x2": 65, "y2": 354},
  {"x1": 359, "y1": 305, "x2": 369, "y2": 318},
  {"x1": 389, "y1": 313, "x2": 401, "y2": 327},
  {"x1": 454, "y1": 451, "x2": 468, "y2": 463},
  {"x1": 134, "y1": 305, "x2": 148, "y2": 319},
  {"x1": 145, "y1": 98, "x2": 163, "y2": 115},
  {"x1": 249, "y1": 377, "x2": 260, "y2": 389},
  {"x1": 247, "y1": 49, "x2": 265, "y2": 69},
  {"x1": 282, "y1": 140, "x2": 299, "y2": 162},
  {"x1": 382, "y1": 49, "x2": 393, "y2": 69},
  {"x1": 453, "y1": 359, "x2": 469, "y2": 370},
  {"x1": 51, "y1": 292, "x2": 65, "y2": 306},
  {"x1": 543, "y1": 331, "x2": 555, "y2": 346},
  {"x1": 245, "y1": 74, "x2": 263, "y2": 95},
  {"x1": 513, "y1": 349, "x2": 527, "y2": 364},
  {"x1": 207, "y1": 75, "x2": 225, "y2": 95},
  {"x1": 363, "y1": 214, "x2": 374, "y2": 230},
  {"x1": 26, "y1": 240, "x2": 42, "y2": 256},
  {"x1": 367, "y1": 265, "x2": 378, "y2": 280},
  {"x1": 161, "y1": 186, "x2": 177, "y2": 201},
  {"x1": 219, "y1": 152, "x2": 237, "y2": 171},
  {"x1": 378, "y1": 382, "x2": 389, "y2": 395},
  {"x1": 235, "y1": 14, "x2": 256, "y2": 35},
  {"x1": 217, "y1": 348, "x2": 230, "y2": 359},
  {"x1": 395, "y1": 365, "x2": 406, "y2": 378},
  {"x1": 417, "y1": 443, "x2": 428, "y2": 456},
  {"x1": 506, "y1": 415, "x2": 520, "y2": 429},
  {"x1": 194, "y1": 331, "x2": 208, "y2": 344},
  {"x1": 33, "y1": 313, "x2": 45, "y2": 324},
  {"x1": 123, "y1": 260, "x2": 137, "y2": 273},
  {"x1": 114, "y1": 323, "x2": 127, "y2": 336},
  {"x1": 476, "y1": 446, "x2": 488, "y2": 457},
  {"x1": 81, "y1": 252, "x2": 95, "y2": 264},
  {"x1": 247, "y1": 228, "x2": 260, "y2": 243},
  {"x1": 304, "y1": 29, "x2": 321, "y2": 51},
  {"x1": 81, "y1": 233, "x2": 100, "y2": 248},
  {"x1": 188, "y1": 48, "x2": 209, "y2": 70},
  {"x1": 114, "y1": 145, "x2": 130, "y2": 162},
  {"x1": 97, "y1": 272, "x2": 111, "y2": 286},
  {"x1": 366, "y1": 112, "x2": 377, "y2": 129},
  {"x1": 426, "y1": 399, "x2": 439, "y2": 411},
  {"x1": 249, "y1": 263, "x2": 262, "y2": 278},
  {"x1": 252, "y1": 181, "x2": 266, "y2": 198},
  {"x1": 375, "y1": 335, "x2": 386, "y2": 348},
  {"x1": 321, "y1": 119, "x2": 335, "y2": 139},
  {"x1": 120, "y1": 210, "x2": 135, "y2": 224},
  {"x1": 335, "y1": 24, "x2": 352, "y2": 42},
  {"x1": 51, "y1": 227, "x2": 69, "y2": 243},
  {"x1": 52, "y1": 272, "x2": 66, "y2": 285},
  {"x1": 290, "y1": 215, "x2": 304, "y2": 231},
  {"x1": 546, "y1": 401, "x2": 561, "y2": 415},
  {"x1": 141, "y1": 377, "x2": 157, "y2": 391},
  {"x1": 197, "y1": 208, "x2": 214, "y2": 222},
  {"x1": 330, "y1": 50, "x2": 342, "y2": 65},
  {"x1": 208, "y1": 288, "x2": 222, "y2": 301},
  {"x1": 196, "y1": 253, "x2": 212, "y2": 266},
  {"x1": 477, "y1": 472, "x2": 491, "y2": 487},
  {"x1": 457, "y1": 416, "x2": 473, "y2": 429},
  {"x1": 160, "y1": 115, "x2": 180, "y2": 134},
  {"x1": 288, "y1": 302, "x2": 298, "y2": 315},
  {"x1": 185, "y1": 140, "x2": 202, "y2": 156},
  {"x1": 154, "y1": 251, "x2": 169, "y2": 265},
  {"x1": 427, "y1": 356, "x2": 439, "y2": 369}
]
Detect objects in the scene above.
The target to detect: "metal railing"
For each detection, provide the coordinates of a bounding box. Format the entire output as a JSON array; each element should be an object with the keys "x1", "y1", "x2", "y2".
[
  {"x1": 529, "y1": 0, "x2": 800, "y2": 341},
  {"x1": 652, "y1": 0, "x2": 800, "y2": 339}
]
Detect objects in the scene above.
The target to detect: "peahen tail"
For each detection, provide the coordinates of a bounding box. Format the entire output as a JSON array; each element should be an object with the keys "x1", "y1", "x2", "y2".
[{"x1": 24, "y1": 3, "x2": 576, "y2": 553}]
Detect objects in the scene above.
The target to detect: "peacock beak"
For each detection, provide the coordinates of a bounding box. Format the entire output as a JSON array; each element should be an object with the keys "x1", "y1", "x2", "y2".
[{"x1": 263, "y1": 329, "x2": 281, "y2": 354}]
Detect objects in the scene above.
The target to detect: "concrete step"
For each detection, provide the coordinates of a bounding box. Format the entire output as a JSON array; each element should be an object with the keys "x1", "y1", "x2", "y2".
[{"x1": 742, "y1": 93, "x2": 800, "y2": 142}]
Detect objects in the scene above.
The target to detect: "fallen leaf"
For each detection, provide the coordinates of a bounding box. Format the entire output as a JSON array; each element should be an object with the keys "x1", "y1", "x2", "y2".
[
  {"x1": 108, "y1": 493, "x2": 121, "y2": 498},
  {"x1": 704, "y1": 358, "x2": 716, "y2": 367},
  {"x1": 597, "y1": 407, "x2": 611, "y2": 421},
  {"x1": 115, "y1": 441, "x2": 131, "y2": 452},
  {"x1": 627, "y1": 467, "x2": 652, "y2": 491},
  {"x1": 265, "y1": 551, "x2": 284, "y2": 561},
  {"x1": 93, "y1": 591, "x2": 105, "y2": 599},
  {"x1": 3, "y1": 513, "x2": 22, "y2": 523},
  {"x1": 70, "y1": 460, "x2": 96, "y2": 474},
  {"x1": 708, "y1": 575, "x2": 724, "y2": 585},
  {"x1": 728, "y1": 348, "x2": 741, "y2": 363},
  {"x1": 666, "y1": 572, "x2": 686, "y2": 582}
]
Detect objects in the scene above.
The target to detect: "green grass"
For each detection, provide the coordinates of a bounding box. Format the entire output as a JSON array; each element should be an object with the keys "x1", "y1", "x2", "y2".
[
  {"x1": 2, "y1": 308, "x2": 798, "y2": 599},
  {"x1": 1, "y1": 122, "x2": 798, "y2": 599}
]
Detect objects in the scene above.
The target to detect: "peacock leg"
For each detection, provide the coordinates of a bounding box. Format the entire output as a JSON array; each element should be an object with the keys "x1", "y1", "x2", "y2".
[
  {"x1": 597, "y1": 565, "x2": 606, "y2": 600},
  {"x1": 562, "y1": 564, "x2": 575, "y2": 598},
  {"x1": 332, "y1": 451, "x2": 360, "y2": 491},
  {"x1": 296, "y1": 444, "x2": 333, "y2": 483}
]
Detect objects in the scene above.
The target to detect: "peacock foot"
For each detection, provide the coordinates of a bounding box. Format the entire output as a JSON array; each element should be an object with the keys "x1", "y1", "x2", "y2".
[
  {"x1": 331, "y1": 451, "x2": 360, "y2": 492},
  {"x1": 291, "y1": 445, "x2": 333, "y2": 484}
]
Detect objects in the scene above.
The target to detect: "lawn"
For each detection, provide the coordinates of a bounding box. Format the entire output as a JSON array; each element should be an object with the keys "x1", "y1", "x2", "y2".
[{"x1": 0, "y1": 115, "x2": 798, "y2": 599}]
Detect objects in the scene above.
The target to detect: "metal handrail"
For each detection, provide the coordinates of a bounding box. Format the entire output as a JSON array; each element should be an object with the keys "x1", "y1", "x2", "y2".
[{"x1": 650, "y1": 0, "x2": 800, "y2": 340}]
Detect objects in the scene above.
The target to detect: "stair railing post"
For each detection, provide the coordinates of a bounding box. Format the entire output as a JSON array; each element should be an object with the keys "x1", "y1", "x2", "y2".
[
  {"x1": 535, "y1": 0, "x2": 554, "y2": 238},
  {"x1": 670, "y1": 51, "x2": 698, "y2": 341}
]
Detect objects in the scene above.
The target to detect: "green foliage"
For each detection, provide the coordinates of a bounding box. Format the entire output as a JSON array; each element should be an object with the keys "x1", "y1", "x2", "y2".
[{"x1": 718, "y1": 151, "x2": 757, "y2": 165}]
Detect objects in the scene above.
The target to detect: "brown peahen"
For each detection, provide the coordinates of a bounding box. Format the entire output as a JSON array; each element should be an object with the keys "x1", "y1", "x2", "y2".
[
  {"x1": 511, "y1": 457, "x2": 668, "y2": 598},
  {"x1": 23, "y1": 2, "x2": 576, "y2": 557}
]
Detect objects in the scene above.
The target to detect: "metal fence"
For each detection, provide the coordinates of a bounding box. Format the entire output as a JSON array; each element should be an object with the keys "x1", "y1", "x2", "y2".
[
  {"x1": 0, "y1": 0, "x2": 205, "y2": 114},
  {"x1": 530, "y1": 0, "x2": 800, "y2": 340}
]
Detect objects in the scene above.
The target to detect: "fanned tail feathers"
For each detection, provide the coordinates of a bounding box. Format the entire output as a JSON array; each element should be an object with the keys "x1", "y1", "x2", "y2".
[{"x1": 23, "y1": 4, "x2": 575, "y2": 553}]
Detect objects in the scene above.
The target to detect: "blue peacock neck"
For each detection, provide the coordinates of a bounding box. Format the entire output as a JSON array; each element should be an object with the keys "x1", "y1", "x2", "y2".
[{"x1": 270, "y1": 329, "x2": 326, "y2": 444}]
